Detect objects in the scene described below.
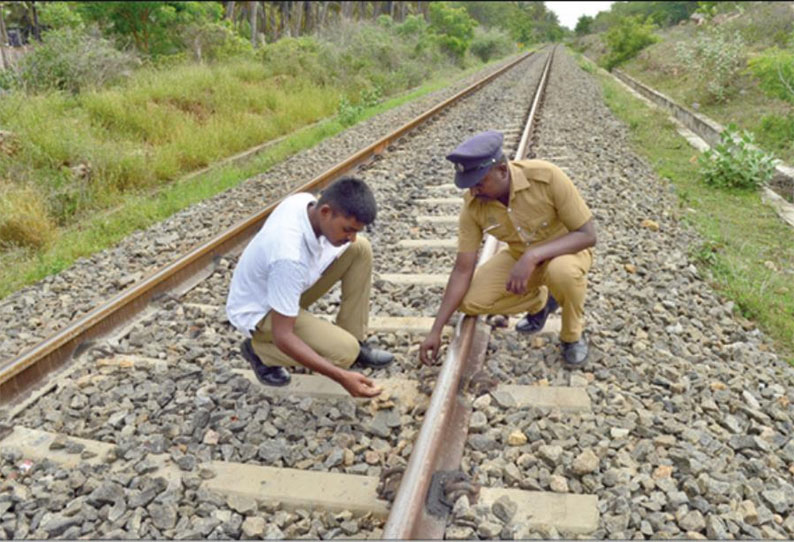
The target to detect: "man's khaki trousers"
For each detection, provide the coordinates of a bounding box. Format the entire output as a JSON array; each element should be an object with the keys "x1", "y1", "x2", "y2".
[
  {"x1": 251, "y1": 237, "x2": 372, "y2": 368},
  {"x1": 459, "y1": 247, "x2": 592, "y2": 342}
]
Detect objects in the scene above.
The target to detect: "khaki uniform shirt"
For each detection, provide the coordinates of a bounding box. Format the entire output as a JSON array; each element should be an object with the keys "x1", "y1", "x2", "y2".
[{"x1": 458, "y1": 159, "x2": 592, "y2": 257}]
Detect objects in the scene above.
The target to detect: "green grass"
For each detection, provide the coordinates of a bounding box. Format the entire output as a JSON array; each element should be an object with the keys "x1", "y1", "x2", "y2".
[
  {"x1": 578, "y1": 3, "x2": 794, "y2": 164},
  {"x1": 0, "y1": 53, "x2": 523, "y2": 300},
  {"x1": 580, "y1": 55, "x2": 794, "y2": 364}
]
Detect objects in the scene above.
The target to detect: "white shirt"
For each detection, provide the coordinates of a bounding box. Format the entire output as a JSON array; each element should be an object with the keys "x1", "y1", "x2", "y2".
[{"x1": 226, "y1": 193, "x2": 349, "y2": 337}]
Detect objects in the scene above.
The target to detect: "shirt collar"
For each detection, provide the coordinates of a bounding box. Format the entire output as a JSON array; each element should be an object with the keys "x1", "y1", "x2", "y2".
[
  {"x1": 508, "y1": 162, "x2": 531, "y2": 199},
  {"x1": 302, "y1": 198, "x2": 322, "y2": 256}
]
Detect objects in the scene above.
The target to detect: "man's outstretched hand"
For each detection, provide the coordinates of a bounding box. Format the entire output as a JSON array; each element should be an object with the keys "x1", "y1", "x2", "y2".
[
  {"x1": 419, "y1": 331, "x2": 442, "y2": 366},
  {"x1": 339, "y1": 370, "x2": 382, "y2": 398}
]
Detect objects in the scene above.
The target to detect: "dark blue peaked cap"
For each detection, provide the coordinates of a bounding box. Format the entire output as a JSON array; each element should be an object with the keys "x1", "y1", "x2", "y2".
[{"x1": 446, "y1": 130, "x2": 504, "y2": 189}]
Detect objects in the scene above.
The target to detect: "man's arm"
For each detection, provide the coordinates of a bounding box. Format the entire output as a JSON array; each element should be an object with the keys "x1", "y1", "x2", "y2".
[
  {"x1": 270, "y1": 312, "x2": 381, "y2": 397},
  {"x1": 419, "y1": 251, "x2": 478, "y2": 365},
  {"x1": 506, "y1": 219, "x2": 597, "y2": 294}
]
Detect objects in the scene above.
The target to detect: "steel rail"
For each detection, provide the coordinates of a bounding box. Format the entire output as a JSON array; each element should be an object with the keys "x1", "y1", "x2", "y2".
[
  {"x1": 382, "y1": 46, "x2": 556, "y2": 539},
  {"x1": 0, "y1": 51, "x2": 534, "y2": 405}
]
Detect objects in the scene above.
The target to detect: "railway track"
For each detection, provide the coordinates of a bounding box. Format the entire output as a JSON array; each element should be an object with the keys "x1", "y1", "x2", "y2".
[
  {"x1": 5, "y1": 41, "x2": 792, "y2": 541},
  {"x1": 0, "y1": 47, "x2": 602, "y2": 539}
]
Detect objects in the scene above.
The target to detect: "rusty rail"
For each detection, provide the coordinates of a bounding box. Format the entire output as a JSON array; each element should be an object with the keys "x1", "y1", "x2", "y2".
[
  {"x1": 382, "y1": 46, "x2": 556, "y2": 539},
  {"x1": 0, "y1": 51, "x2": 534, "y2": 405}
]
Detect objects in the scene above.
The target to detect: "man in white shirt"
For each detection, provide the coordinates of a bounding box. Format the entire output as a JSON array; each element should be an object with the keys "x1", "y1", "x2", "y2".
[{"x1": 226, "y1": 178, "x2": 393, "y2": 398}]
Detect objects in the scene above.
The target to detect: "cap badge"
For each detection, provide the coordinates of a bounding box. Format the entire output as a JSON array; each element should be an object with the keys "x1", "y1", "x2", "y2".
[{"x1": 455, "y1": 163, "x2": 466, "y2": 172}]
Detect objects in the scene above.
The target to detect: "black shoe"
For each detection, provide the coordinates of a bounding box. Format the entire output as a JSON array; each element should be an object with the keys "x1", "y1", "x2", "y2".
[
  {"x1": 561, "y1": 337, "x2": 589, "y2": 367},
  {"x1": 240, "y1": 339, "x2": 291, "y2": 386},
  {"x1": 354, "y1": 342, "x2": 394, "y2": 368},
  {"x1": 515, "y1": 295, "x2": 559, "y2": 334}
]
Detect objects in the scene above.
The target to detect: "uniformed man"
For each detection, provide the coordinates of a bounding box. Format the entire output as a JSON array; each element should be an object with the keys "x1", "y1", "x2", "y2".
[
  {"x1": 227, "y1": 177, "x2": 394, "y2": 397},
  {"x1": 419, "y1": 131, "x2": 596, "y2": 367}
]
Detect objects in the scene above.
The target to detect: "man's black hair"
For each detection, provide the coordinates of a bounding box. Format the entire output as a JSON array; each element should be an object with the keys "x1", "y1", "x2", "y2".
[{"x1": 317, "y1": 177, "x2": 377, "y2": 225}]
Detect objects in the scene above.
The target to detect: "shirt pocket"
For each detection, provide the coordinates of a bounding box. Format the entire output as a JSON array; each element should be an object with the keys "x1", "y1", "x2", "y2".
[{"x1": 521, "y1": 211, "x2": 557, "y2": 243}]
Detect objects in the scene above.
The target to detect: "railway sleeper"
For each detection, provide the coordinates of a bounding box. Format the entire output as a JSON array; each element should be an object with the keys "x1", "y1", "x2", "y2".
[{"x1": 0, "y1": 426, "x2": 390, "y2": 519}]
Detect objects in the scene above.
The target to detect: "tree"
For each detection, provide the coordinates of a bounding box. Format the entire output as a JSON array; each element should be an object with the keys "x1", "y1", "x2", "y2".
[
  {"x1": 592, "y1": 1, "x2": 697, "y2": 32},
  {"x1": 77, "y1": 1, "x2": 222, "y2": 56},
  {"x1": 575, "y1": 14, "x2": 593, "y2": 36},
  {"x1": 0, "y1": 3, "x2": 8, "y2": 45},
  {"x1": 249, "y1": 0, "x2": 257, "y2": 46},
  {"x1": 428, "y1": 2, "x2": 475, "y2": 60}
]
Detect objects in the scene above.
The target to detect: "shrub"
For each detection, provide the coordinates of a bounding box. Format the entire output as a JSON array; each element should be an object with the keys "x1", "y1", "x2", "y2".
[
  {"x1": 600, "y1": 16, "x2": 659, "y2": 71},
  {"x1": 748, "y1": 46, "x2": 794, "y2": 104},
  {"x1": 469, "y1": 27, "x2": 515, "y2": 63},
  {"x1": 676, "y1": 28, "x2": 745, "y2": 103},
  {"x1": 180, "y1": 21, "x2": 254, "y2": 62},
  {"x1": 756, "y1": 114, "x2": 794, "y2": 155},
  {"x1": 0, "y1": 183, "x2": 57, "y2": 249},
  {"x1": 698, "y1": 124, "x2": 776, "y2": 190},
  {"x1": 0, "y1": 69, "x2": 20, "y2": 92},
  {"x1": 336, "y1": 86, "x2": 383, "y2": 127},
  {"x1": 396, "y1": 14, "x2": 429, "y2": 38},
  {"x1": 428, "y1": 2, "x2": 476, "y2": 61},
  {"x1": 38, "y1": 2, "x2": 85, "y2": 31},
  {"x1": 18, "y1": 27, "x2": 139, "y2": 94}
]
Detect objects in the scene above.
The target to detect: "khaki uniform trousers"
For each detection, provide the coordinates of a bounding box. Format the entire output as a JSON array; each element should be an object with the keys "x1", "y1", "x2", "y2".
[
  {"x1": 251, "y1": 237, "x2": 372, "y2": 368},
  {"x1": 459, "y1": 247, "x2": 592, "y2": 342}
]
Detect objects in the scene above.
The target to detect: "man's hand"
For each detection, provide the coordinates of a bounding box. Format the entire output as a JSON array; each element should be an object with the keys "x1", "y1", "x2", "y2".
[
  {"x1": 339, "y1": 370, "x2": 382, "y2": 398},
  {"x1": 419, "y1": 331, "x2": 442, "y2": 366},
  {"x1": 506, "y1": 252, "x2": 539, "y2": 294}
]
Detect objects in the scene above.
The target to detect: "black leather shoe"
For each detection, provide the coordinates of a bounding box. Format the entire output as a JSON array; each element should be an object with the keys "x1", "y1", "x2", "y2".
[
  {"x1": 354, "y1": 342, "x2": 394, "y2": 368},
  {"x1": 561, "y1": 337, "x2": 589, "y2": 367},
  {"x1": 241, "y1": 339, "x2": 291, "y2": 386},
  {"x1": 515, "y1": 295, "x2": 559, "y2": 334}
]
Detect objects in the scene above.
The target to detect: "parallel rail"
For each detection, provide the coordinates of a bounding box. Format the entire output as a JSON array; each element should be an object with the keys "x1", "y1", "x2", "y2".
[
  {"x1": 0, "y1": 51, "x2": 533, "y2": 404},
  {"x1": 383, "y1": 46, "x2": 557, "y2": 539}
]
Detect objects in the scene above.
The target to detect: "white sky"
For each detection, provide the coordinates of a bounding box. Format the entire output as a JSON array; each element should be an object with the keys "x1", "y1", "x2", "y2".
[{"x1": 546, "y1": 1, "x2": 614, "y2": 30}]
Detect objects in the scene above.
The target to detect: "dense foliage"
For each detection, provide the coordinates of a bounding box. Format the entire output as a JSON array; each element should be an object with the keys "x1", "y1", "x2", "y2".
[
  {"x1": 428, "y1": 2, "x2": 475, "y2": 61},
  {"x1": 600, "y1": 16, "x2": 659, "y2": 71},
  {"x1": 575, "y1": 15, "x2": 593, "y2": 36},
  {"x1": 591, "y1": 1, "x2": 698, "y2": 33},
  {"x1": 457, "y1": 1, "x2": 564, "y2": 44},
  {"x1": 748, "y1": 46, "x2": 794, "y2": 105},
  {"x1": 76, "y1": 2, "x2": 223, "y2": 56},
  {"x1": 17, "y1": 27, "x2": 139, "y2": 93}
]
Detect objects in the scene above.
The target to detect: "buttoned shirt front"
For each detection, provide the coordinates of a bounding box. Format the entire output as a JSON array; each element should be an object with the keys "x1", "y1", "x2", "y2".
[
  {"x1": 457, "y1": 159, "x2": 592, "y2": 256},
  {"x1": 226, "y1": 193, "x2": 349, "y2": 338}
]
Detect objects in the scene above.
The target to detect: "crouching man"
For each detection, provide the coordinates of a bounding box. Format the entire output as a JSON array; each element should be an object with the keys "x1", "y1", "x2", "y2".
[
  {"x1": 420, "y1": 131, "x2": 597, "y2": 368},
  {"x1": 226, "y1": 177, "x2": 394, "y2": 398}
]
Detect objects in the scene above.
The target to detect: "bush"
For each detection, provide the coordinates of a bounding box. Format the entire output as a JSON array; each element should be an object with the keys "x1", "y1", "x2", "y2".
[
  {"x1": 38, "y1": 2, "x2": 85, "y2": 31},
  {"x1": 18, "y1": 27, "x2": 139, "y2": 94},
  {"x1": 316, "y1": 17, "x2": 450, "y2": 95},
  {"x1": 698, "y1": 124, "x2": 776, "y2": 190},
  {"x1": 676, "y1": 28, "x2": 745, "y2": 103},
  {"x1": 0, "y1": 183, "x2": 57, "y2": 249},
  {"x1": 469, "y1": 27, "x2": 515, "y2": 63},
  {"x1": 336, "y1": 86, "x2": 383, "y2": 127},
  {"x1": 600, "y1": 16, "x2": 659, "y2": 71},
  {"x1": 180, "y1": 21, "x2": 254, "y2": 62},
  {"x1": 428, "y1": 2, "x2": 476, "y2": 61},
  {"x1": 757, "y1": 114, "x2": 794, "y2": 154},
  {"x1": 748, "y1": 46, "x2": 794, "y2": 104}
]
